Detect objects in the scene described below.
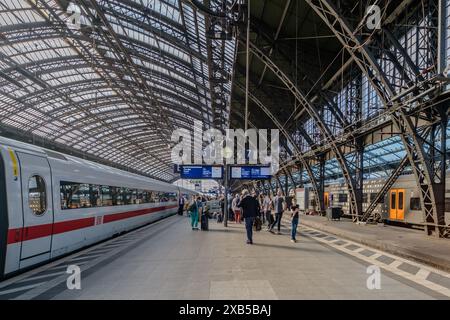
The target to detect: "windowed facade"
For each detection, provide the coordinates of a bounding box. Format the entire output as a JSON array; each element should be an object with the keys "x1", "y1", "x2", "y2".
[
  {"x1": 338, "y1": 194, "x2": 348, "y2": 203},
  {"x1": 60, "y1": 181, "x2": 177, "y2": 210}
]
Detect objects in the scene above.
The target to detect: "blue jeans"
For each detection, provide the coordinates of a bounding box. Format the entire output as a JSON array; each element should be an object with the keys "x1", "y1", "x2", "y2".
[
  {"x1": 245, "y1": 217, "x2": 255, "y2": 242},
  {"x1": 291, "y1": 218, "x2": 299, "y2": 240}
]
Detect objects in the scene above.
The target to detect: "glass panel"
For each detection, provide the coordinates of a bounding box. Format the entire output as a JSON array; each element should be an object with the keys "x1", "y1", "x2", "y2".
[
  {"x1": 29, "y1": 175, "x2": 47, "y2": 215},
  {"x1": 410, "y1": 197, "x2": 421, "y2": 211},
  {"x1": 398, "y1": 192, "x2": 404, "y2": 210},
  {"x1": 391, "y1": 192, "x2": 396, "y2": 210},
  {"x1": 101, "y1": 186, "x2": 113, "y2": 206},
  {"x1": 60, "y1": 181, "x2": 91, "y2": 209}
]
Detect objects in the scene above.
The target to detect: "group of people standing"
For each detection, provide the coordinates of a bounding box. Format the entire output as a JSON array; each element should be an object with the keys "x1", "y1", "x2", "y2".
[
  {"x1": 229, "y1": 190, "x2": 300, "y2": 244},
  {"x1": 180, "y1": 190, "x2": 300, "y2": 244}
]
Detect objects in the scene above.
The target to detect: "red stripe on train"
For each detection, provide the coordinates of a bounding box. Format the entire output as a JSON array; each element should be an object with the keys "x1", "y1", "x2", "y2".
[
  {"x1": 103, "y1": 205, "x2": 176, "y2": 223},
  {"x1": 6, "y1": 205, "x2": 177, "y2": 245}
]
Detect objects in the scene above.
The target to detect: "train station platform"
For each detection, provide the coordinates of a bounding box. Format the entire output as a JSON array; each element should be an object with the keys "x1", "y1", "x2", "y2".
[
  {"x1": 295, "y1": 215, "x2": 450, "y2": 273},
  {"x1": 0, "y1": 215, "x2": 449, "y2": 300}
]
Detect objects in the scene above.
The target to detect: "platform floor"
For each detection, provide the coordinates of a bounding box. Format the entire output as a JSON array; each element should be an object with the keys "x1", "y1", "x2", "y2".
[
  {"x1": 1, "y1": 215, "x2": 449, "y2": 300},
  {"x1": 297, "y1": 215, "x2": 450, "y2": 272}
]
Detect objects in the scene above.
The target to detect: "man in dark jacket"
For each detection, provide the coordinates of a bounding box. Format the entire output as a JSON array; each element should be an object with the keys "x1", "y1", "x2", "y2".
[{"x1": 238, "y1": 189, "x2": 260, "y2": 244}]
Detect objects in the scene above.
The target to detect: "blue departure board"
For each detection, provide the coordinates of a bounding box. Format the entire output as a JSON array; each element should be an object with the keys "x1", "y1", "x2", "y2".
[
  {"x1": 230, "y1": 166, "x2": 272, "y2": 180},
  {"x1": 180, "y1": 165, "x2": 223, "y2": 179}
]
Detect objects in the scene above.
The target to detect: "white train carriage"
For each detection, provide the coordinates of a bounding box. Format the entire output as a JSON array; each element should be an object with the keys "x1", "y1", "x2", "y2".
[
  {"x1": 296, "y1": 173, "x2": 450, "y2": 227},
  {"x1": 0, "y1": 137, "x2": 197, "y2": 279}
]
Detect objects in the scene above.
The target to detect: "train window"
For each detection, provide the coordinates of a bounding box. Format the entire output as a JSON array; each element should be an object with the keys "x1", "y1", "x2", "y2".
[
  {"x1": 90, "y1": 185, "x2": 101, "y2": 207},
  {"x1": 143, "y1": 190, "x2": 154, "y2": 203},
  {"x1": 29, "y1": 175, "x2": 47, "y2": 215},
  {"x1": 391, "y1": 193, "x2": 396, "y2": 209},
  {"x1": 338, "y1": 194, "x2": 347, "y2": 203},
  {"x1": 398, "y1": 192, "x2": 404, "y2": 210},
  {"x1": 410, "y1": 197, "x2": 421, "y2": 211},
  {"x1": 135, "y1": 190, "x2": 144, "y2": 204},
  {"x1": 131, "y1": 189, "x2": 138, "y2": 204},
  {"x1": 112, "y1": 187, "x2": 123, "y2": 206},
  {"x1": 121, "y1": 188, "x2": 132, "y2": 205},
  {"x1": 101, "y1": 186, "x2": 113, "y2": 206},
  {"x1": 60, "y1": 181, "x2": 91, "y2": 209}
]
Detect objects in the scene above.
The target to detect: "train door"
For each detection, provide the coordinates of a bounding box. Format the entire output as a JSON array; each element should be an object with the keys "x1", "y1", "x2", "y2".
[
  {"x1": 324, "y1": 192, "x2": 329, "y2": 208},
  {"x1": 17, "y1": 152, "x2": 54, "y2": 262},
  {"x1": 389, "y1": 189, "x2": 405, "y2": 220}
]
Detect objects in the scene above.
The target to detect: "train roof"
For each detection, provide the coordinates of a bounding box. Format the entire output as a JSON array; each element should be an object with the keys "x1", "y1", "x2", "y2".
[{"x1": 0, "y1": 136, "x2": 179, "y2": 191}]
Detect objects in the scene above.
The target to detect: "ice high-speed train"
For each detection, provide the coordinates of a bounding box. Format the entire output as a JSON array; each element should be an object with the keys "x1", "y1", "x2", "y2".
[{"x1": 0, "y1": 137, "x2": 197, "y2": 279}]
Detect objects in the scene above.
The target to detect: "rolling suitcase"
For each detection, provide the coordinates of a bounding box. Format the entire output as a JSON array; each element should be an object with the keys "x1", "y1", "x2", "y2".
[
  {"x1": 201, "y1": 214, "x2": 209, "y2": 231},
  {"x1": 254, "y1": 217, "x2": 262, "y2": 231}
]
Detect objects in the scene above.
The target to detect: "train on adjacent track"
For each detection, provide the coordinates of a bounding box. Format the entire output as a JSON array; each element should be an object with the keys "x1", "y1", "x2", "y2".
[
  {"x1": 295, "y1": 174, "x2": 450, "y2": 227},
  {"x1": 0, "y1": 137, "x2": 197, "y2": 279}
]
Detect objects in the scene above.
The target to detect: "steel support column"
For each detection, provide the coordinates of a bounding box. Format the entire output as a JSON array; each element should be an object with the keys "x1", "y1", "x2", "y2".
[{"x1": 306, "y1": 0, "x2": 448, "y2": 237}]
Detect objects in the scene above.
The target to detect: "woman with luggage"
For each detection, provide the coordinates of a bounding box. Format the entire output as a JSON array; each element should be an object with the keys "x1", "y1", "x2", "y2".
[{"x1": 188, "y1": 196, "x2": 202, "y2": 230}]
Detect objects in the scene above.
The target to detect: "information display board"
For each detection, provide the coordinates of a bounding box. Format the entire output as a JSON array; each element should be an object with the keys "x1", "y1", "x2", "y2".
[
  {"x1": 230, "y1": 166, "x2": 272, "y2": 180},
  {"x1": 180, "y1": 165, "x2": 223, "y2": 179}
]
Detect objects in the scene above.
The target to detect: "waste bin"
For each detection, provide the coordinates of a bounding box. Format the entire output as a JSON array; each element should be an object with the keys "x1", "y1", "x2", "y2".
[{"x1": 326, "y1": 207, "x2": 342, "y2": 220}]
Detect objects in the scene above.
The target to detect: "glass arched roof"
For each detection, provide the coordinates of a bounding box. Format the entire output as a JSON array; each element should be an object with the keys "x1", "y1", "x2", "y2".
[{"x1": 0, "y1": 0, "x2": 236, "y2": 181}]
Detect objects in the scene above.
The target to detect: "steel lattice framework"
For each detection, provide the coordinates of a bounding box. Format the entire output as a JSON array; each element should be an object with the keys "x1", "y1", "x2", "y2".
[
  {"x1": 231, "y1": 0, "x2": 450, "y2": 238},
  {"x1": 0, "y1": 0, "x2": 236, "y2": 181}
]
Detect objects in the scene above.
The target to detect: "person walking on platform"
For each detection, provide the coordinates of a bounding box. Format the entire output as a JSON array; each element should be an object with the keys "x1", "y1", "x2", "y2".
[
  {"x1": 178, "y1": 196, "x2": 185, "y2": 216},
  {"x1": 258, "y1": 194, "x2": 265, "y2": 224},
  {"x1": 188, "y1": 196, "x2": 201, "y2": 230},
  {"x1": 263, "y1": 194, "x2": 273, "y2": 228},
  {"x1": 269, "y1": 190, "x2": 286, "y2": 234},
  {"x1": 232, "y1": 194, "x2": 241, "y2": 224},
  {"x1": 290, "y1": 199, "x2": 300, "y2": 243},
  {"x1": 238, "y1": 189, "x2": 259, "y2": 244}
]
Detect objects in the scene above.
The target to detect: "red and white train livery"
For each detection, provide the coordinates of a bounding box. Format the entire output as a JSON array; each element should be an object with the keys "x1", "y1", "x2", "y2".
[{"x1": 0, "y1": 137, "x2": 196, "y2": 279}]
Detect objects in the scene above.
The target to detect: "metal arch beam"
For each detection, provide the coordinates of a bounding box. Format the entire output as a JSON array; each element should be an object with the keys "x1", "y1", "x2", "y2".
[
  {"x1": 53, "y1": 96, "x2": 204, "y2": 124},
  {"x1": 246, "y1": 16, "x2": 350, "y2": 131},
  {"x1": 4, "y1": 53, "x2": 209, "y2": 94},
  {"x1": 95, "y1": 0, "x2": 206, "y2": 61},
  {"x1": 0, "y1": 85, "x2": 175, "y2": 180},
  {"x1": 100, "y1": 0, "x2": 208, "y2": 115},
  {"x1": 233, "y1": 80, "x2": 324, "y2": 212},
  {"x1": 1, "y1": 22, "x2": 201, "y2": 79},
  {"x1": 17, "y1": 78, "x2": 209, "y2": 121},
  {"x1": 247, "y1": 41, "x2": 361, "y2": 219},
  {"x1": 305, "y1": 0, "x2": 446, "y2": 237},
  {"x1": 26, "y1": 0, "x2": 183, "y2": 169}
]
